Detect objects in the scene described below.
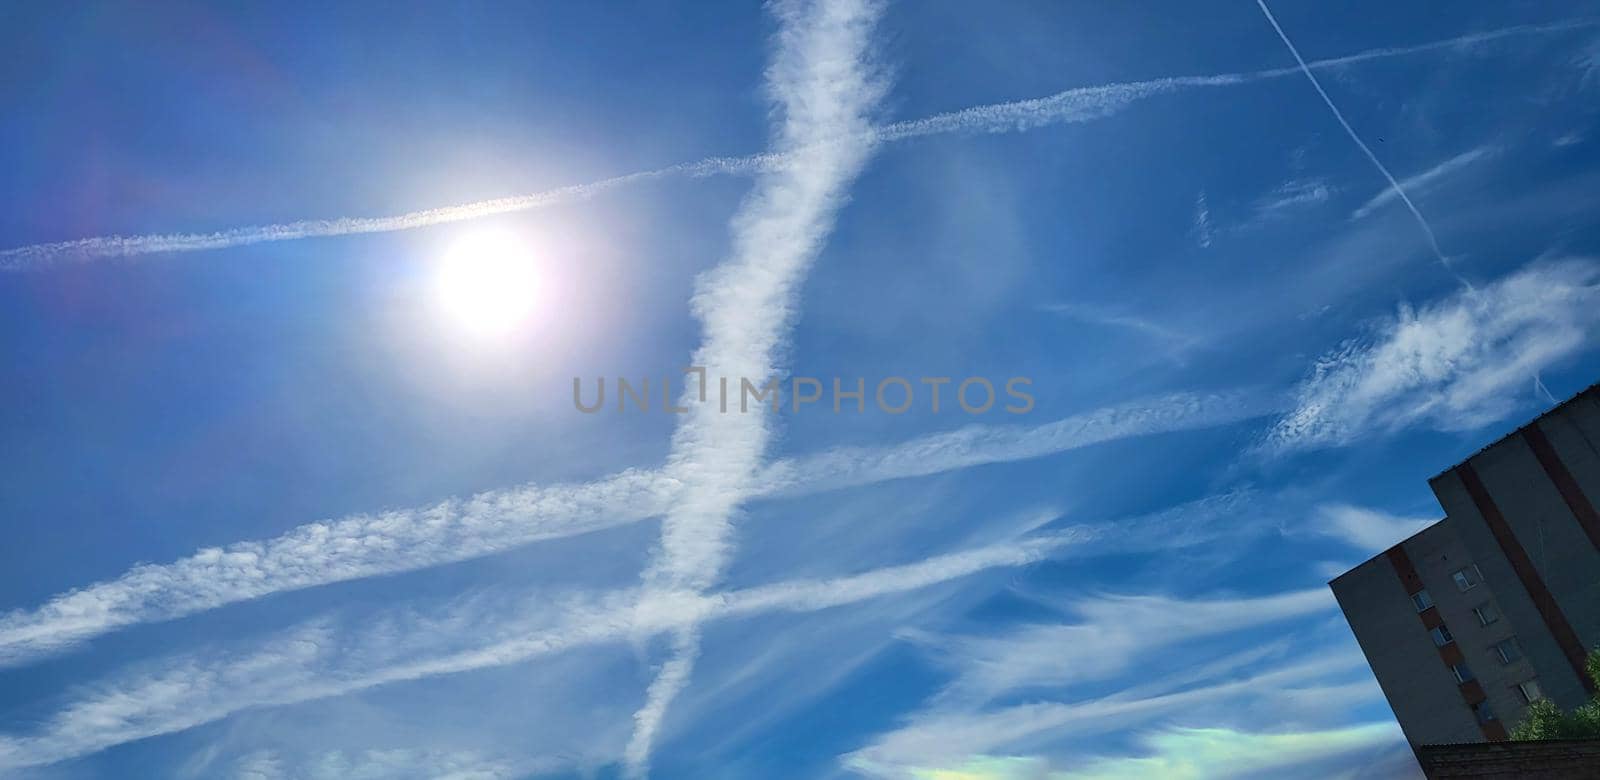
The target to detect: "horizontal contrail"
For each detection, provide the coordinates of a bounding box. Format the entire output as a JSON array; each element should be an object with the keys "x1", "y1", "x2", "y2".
[
  {"x1": 0, "y1": 530, "x2": 1083, "y2": 770},
  {"x1": 1, "y1": 17, "x2": 1592, "y2": 269},
  {"x1": 0, "y1": 390, "x2": 1274, "y2": 668}
]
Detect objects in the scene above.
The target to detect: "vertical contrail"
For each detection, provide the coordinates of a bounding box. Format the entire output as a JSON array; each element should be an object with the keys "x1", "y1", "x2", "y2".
[
  {"x1": 621, "y1": 0, "x2": 888, "y2": 775},
  {"x1": 1255, "y1": 0, "x2": 1463, "y2": 280}
]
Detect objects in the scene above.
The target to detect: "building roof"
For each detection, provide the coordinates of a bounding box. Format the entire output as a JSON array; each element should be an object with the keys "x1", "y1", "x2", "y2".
[{"x1": 1428, "y1": 382, "x2": 1600, "y2": 483}]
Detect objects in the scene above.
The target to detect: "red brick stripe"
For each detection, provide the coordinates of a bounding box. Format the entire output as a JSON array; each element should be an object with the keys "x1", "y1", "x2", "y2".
[
  {"x1": 1522, "y1": 423, "x2": 1600, "y2": 554},
  {"x1": 1456, "y1": 463, "x2": 1596, "y2": 695}
]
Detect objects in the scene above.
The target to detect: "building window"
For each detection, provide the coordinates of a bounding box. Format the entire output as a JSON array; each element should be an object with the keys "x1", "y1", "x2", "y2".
[
  {"x1": 1516, "y1": 679, "x2": 1543, "y2": 704},
  {"x1": 1452, "y1": 565, "x2": 1483, "y2": 592},
  {"x1": 1452, "y1": 663, "x2": 1475, "y2": 684},
  {"x1": 1474, "y1": 701, "x2": 1497, "y2": 724},
  {"x1": 1411, "y1": 589, "x2": 1434, "y2": 612},
  {"x1": 1494, "y1": 638, "x2": 1523, "y2": 664},
  {"x1": 1430, "y1": 624, "x2": 1454, "y2": 647},
  {"x1": 1472, "y1": 602, "x2": 1499, "y2": 626}
]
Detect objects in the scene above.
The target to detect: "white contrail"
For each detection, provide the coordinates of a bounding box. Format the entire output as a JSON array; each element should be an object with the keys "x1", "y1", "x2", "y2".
[
  {"x1": 1255, "y1": 0, "x2": 1459, "y2": 276},
  {"x1": 1349, "y1": 145, "x2": 1497, "y2": 220},
  {"x1": 624, "y1": 0, "x2": 889, "y2": 775},
  {"x1": 0, "y1": 390, "x2": 1270, "y2": 670},
  {"x1": 2, "y1": 17, "x2": 1592, "y2": 269},
  {"x1": 0, "y1": 155, "x2": 781, "y2": 269},
  {"x1": 0, "y1": 531, "x2": 1081, "y2": 771}
]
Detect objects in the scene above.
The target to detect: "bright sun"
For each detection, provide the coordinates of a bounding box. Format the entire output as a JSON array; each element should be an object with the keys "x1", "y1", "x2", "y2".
[{"x1": 433, "y1": 229, "x2": 542, "y2": 340}]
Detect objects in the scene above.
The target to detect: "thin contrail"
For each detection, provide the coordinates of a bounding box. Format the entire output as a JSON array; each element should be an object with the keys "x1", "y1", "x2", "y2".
[
  {"x1": 1, "y1": 17, "x2": 1592, "y2": 269},
  {"x1": 1255, "y1": 0, "x2": 1463, "y2": 280}
]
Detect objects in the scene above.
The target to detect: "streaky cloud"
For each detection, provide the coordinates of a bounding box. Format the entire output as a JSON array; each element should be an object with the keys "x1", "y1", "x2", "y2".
[
  {"x1": 1314, "y1": 503, "x2": 1436, "y2": 553},
  {"x1": 845, "y1": 649, "x2": 1375, "y2": 777},
  {"x1": 0, "y1": 531, "x2": 1082, "y2": 771},
  {"x1": 0, "y1": 390, "x2": 1273, "y2": 670},
  {"x1": 1349, "y1": 145, "x2": 1498, "y2": 221},
  {"x1": 1264, "y1": 258, "x2": 1600, "y2": 452},
  {"x1": 3, "y1": 18, "x2": 1594, "y2": 269},
  {"x1": 625, "y1": 0, "x2": 890, "y2": 773}
]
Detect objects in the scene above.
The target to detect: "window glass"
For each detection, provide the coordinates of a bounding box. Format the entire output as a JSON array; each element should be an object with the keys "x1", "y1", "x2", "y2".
[
  {"x1": 1473, "y1": 602, "x2": 1498, "y2": 626},
  {"x1": 1411, "y1": 590, "x2": 1433, "y2": 612},
  {"x1": 1430, "y1": 624, "x2": 1454, "y2": 647},
  {"x1": 1452, "y1": 566, "x2": 1481, "y2": 591},
  {"x1": 1494, "y1": 638, "x2": 1522, "y2": 664},
  {"x1": 1474, "y1": 701, "x2": 1497, "y2": 723},
  {"x1": 1517, "y1": 680, "x2": 1543, "y2": 704},
  {"x1": 1452, "y1": 663, "x2": 1474, "y2": 683}
]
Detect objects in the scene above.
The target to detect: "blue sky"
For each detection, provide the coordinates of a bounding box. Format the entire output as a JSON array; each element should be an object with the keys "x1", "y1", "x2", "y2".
[{"x1": 3, "y1": 1, "x2": 1600, "y2": 777}]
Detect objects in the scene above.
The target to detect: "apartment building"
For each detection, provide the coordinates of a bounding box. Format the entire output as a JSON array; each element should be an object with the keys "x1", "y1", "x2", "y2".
[{"x1": 1331, "y1": 384, "x2": 1600, "y2": 748}]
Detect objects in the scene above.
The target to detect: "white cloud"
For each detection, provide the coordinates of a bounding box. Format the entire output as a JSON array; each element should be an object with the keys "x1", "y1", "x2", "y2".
[
  {"x1": 1193, "y1": 192, "x2": 1215, "y2": 248},
  {"x1": 844, "y1": 650, "x2": 1376, "y2": 777},
  {"x1": 0, "y1": 532, "x2": 1077, "y2": 771},
  {"x1": 1265, "y1": 259, "x2": 1600, "y2": 452},
  {"x1": 1039, "y1": 303, "x2": 1206, "y2": 363},
  {"x1": 3, "y1": 20, "x2": 1590, "y2": 268},
  {"x1": 224, "y1": 748, "x2": 519, "y2": 780},
  {"x1": 908, "y1": 588, "x2": 1334, "y2": 707},
  {"x1": 0, "y1": 390, "x2": 1269, "y2": 670},
  {"x1": 1253, "y1": 178, "x2": 1333, "y2": 217},
  {"x1": 843, "y1": 577, "x2": 1378, "y2": 779},
  {"x1": 763, "y1": 391, "x2": 1270, "y2": 497},
  {"x1": 624, "y1": 0, "x2": 890, "y2": 773},
  {"x1": 842, "y1": 723, "x2": 1408, "y2": 780},
  {"x1": 1057, "y1": 722, "x2": 1408, "y2": 780},
  {"x1": 1314, "y1": 504, "x2": 1435, "y2": 554},
  {"x1": 1349, "y1": 146, "x2": 1497, "y2": 221}
]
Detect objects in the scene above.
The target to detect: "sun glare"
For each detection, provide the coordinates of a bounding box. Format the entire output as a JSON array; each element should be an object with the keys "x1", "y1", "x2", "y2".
[{"x1": 433, "y1": 229, "x2": 542, "y2": 340}]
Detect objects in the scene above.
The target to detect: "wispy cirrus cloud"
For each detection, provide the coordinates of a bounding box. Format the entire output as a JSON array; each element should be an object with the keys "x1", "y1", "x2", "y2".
[
  {"x1": 847, "y1": 723, "x2": 1407, "y2": 780},
  {"x1": 843, "y1": 577, "x2": 1374, "y2": 778},
  {"x1": 1039, "y1": 302, "x2": 1207, "y2": 363},
  {"x1": 0, "y1": 390, "x2": 1270, "y2": 670},
  {"x1": 1313, "y1": 503, "x2": 1435, "y2": 553},
  {"x1": 1252, "y1": 178, "x2": 1333, "y2": 219},
  {"x1": 1349, "y1": 146, "x2": 1498, "y2": 221},
  {"x1": 1061, "y1": 723, "x2": 1408, "y2": 780},
  {"x1": 3, "y1": 19, "x2": 1593, "y2": 269},
  {"x1": 0, "y1": 531, "x2": 1080, "y2": 771},
  {"x1": 1264, "y1": 258, "x2": 1600, "y2": 452},
  {"x1": 905, "y1": 587, "x2": 1335, "y2": 708},
  {"x1": 221, "y1": 748, "x2": 522, "y2": 780},
  {"x1": 844, "y1": 650, "x2": 1377, "y2": 778}
]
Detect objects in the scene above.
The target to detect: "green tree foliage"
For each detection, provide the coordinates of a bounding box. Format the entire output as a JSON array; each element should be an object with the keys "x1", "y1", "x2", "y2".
[{"x1": 1510, "y1": 649, "x2": 1600, "y2": 740}]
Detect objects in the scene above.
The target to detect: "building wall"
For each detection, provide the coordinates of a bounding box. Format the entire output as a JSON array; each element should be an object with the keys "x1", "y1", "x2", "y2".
[
  {"x1": 1403, "y1": 520, "x2": 1532, "y2": 737},
  {"x1": 1429, "y1": 404, "x2": 1600, "y2": 714},
  {"x1": 1531, "y1": 390, "x2": 1600, "y2": 646},
  {"x1": 1331, "y1": 524, "x2": 1487, "y2": 747},
  {"x1": 1336, "y1": 385, "x2": 1600, "y2": 749},
  {"x1": 1430, "y1": 469, "x2": 1591, "y2": 714}
]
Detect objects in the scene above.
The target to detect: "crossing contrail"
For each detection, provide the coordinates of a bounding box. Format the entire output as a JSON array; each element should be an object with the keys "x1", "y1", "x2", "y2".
[
  {"x1": 0, "y1": 530, "x2": 1084, "y2": 771},
  {"x1": 1, "y1": 17, "x2": 1592, "y2": 270},
  {"x1": 1255, "y1": 0, "x2": 1465, "y2": 280},
  {"x1": 622, "y1": 0, "x2": 889, "y2": 774},
  {"x1": 0, "y1": 385, "x2": 1269, "y2": 671}
]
